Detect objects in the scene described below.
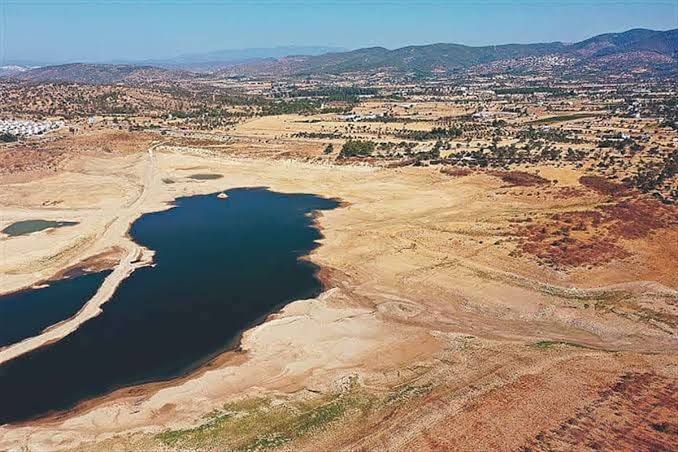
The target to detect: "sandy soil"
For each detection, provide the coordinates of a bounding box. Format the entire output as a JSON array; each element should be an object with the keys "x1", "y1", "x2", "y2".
[{"x1": 0, "y1": 143, "x2": 676, "y2": 450}]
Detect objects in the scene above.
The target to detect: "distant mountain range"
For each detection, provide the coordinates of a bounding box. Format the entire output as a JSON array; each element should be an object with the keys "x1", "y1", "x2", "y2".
[
  {"x1": 1, "y1": 46, "x2": 346, "y2": 73},
  {"x1": 8, "y1": 63, "x2": 196, "y2": 84},
  {"x1": 225, "y1": 28, "x2": 677, "y2": 76},
  {"x1": 3, "y1": 29, "x2": 676, "y2": 84},
  {"x1": 0, "y1": 66, "x2": 29, "y2": 78},
  {"x1": 134, "y1": 46, "x2": 347, "y2": 71}
]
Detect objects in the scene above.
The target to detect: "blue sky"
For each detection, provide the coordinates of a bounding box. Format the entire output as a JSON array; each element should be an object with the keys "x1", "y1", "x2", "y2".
[{"x1": 1, "y1": 0, "x2": 676, "y2": 64}]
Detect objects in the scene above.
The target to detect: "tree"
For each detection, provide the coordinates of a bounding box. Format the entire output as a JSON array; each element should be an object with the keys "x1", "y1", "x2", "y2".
[
  {"x1": 338, "y1": 140, "x2": 376, "y2": 158},
  {"x1": 0, "y1": 133, "x2": 17, "y2": 143}
]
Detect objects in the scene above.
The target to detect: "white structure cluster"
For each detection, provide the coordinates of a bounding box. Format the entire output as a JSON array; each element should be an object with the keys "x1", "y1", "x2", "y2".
[{"x1": 0, "y1": 119, "x2": 64, "y2": 137}]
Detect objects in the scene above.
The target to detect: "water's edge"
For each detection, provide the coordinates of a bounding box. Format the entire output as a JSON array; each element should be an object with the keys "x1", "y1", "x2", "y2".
[{"x1": 0, "y1": 188, "x2": 340, "y2": 425}]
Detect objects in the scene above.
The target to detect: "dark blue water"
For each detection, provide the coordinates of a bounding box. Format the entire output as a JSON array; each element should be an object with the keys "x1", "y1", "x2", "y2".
[
  {"x1": 0, "y1": 188, "x2": 339, "y2": 425},
  {"x1": 0, "y1": 271, "x2": 111, "y2": 348}
]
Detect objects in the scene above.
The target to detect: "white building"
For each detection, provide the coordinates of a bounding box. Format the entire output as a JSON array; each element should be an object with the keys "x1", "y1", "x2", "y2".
[{"x1": 0, "y1": 119, "x2": 64, "y2": 137}]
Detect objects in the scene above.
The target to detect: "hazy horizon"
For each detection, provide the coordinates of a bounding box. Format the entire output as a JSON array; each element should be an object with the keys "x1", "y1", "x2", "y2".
[{"x1": 1, "y1": 0, "x2": 676, "y2": 65}]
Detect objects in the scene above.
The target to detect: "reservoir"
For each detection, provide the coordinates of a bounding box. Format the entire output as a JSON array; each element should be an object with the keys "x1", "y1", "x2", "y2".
[
  {"x1": 0, "y1": 271, "x2": 111, "y2": 348},
  {"x1": 0, "y1": 187, "x2": 339, "y2": 425}
]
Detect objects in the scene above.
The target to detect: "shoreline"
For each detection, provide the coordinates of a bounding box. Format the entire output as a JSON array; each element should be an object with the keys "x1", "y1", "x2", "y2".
[
  {"x1": 0, "y1": 180, "x2": 347, "y2": 363},
  {"x1": 11, "y1": 340, "x2": 250, "y2": 429},
  {"x1": 0, "y1": 147, "x2": 158, "y2": 365},
  {"x1": 0, "y1": 184, "x2": 346, "y2": 427},
  {"x1": 0, "y1": 240, "x2": 152, "y2": 364}
]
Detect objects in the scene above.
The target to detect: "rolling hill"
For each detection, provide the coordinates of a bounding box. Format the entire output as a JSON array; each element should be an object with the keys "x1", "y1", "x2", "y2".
[
  {"x1": 0, "y1": 66, "x2": 29, "y2": 78},
  {"x1": 8, "y1": 63, "x2": 196, "y2": 84},
  {"x1": 223, "y1": 28, "x2": 677, "y2": 76},
  {"x1": 138, "y1": 45, "x2": 348, "y2": 71},
  {"x1": 569, "y1": 28, "x2": 677, "y2": 58},
  {"x1": 4, "y1": 28, "x2": 676, "y2": 83}
]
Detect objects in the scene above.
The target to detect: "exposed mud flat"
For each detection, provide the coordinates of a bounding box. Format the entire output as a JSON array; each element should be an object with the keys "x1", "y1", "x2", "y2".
[
  {"x1": 2, "y1": 219, "x2": 79, "y2": 237},
  {"x1": 187, "y1": 173, "x2": 223, "y2": 180},
  {"x1": 0, "y1": 144, "x2": 675, "y2": 450}
]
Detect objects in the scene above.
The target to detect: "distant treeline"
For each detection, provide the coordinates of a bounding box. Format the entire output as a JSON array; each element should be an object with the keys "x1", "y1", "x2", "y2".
[
  {"x1": 165, "y1": 108, "x2": 249, "y2": 119},
  {"x1": 261, "y1": 99, "x2": 353, "y2": 116},
  {"x1": 287, "y1": 87, "x2": 379, "y2": 101},
  {"x1": 261, "y1": 99, "x2": 319, "y2": 115},
  {"x1": 394, "y1": 126, "x2": 462, "y2": 141},
  {"x1": 292, "y1": 131, "x2": 343, "y2": 139},
  {"x1": 528, "y1": 113, "x2": 601, "y2": 125},
  {"x1": 495, "y1": 87, "x2": 574, "y2": 96},
  {"x1": 517, "y1": 126, "x2": 584, "y2": 144}
]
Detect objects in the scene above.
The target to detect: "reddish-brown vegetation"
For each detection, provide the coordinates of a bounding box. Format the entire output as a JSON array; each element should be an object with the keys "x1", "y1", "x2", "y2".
[
  {"x1": 0, "y1": 145, "x2": 67, "y2": 176},
  {"x1": 512, "y1": 197, "x2": 677, "y2": 268},
  {"x1": 579, "y1": 175, "x2": 631, "y2": 196},
  {"x1": 491, "y1": 170, "x2": 550, "y2": 187},
  {"x1": 525, "y1": 372, "x2": 677, "y2": 451},
  {"x1": 515, "y1": 214, "x2": 629, "y2": 267},
  {"x1": 520, "y1": 235, "x2": 630, "y2": 267},
  {"x1": 601, "y1": 199, "x2": 678, "y2": 239},
  {"x1": 551, "y1": 186, "x2": 588, "y2": 199}
]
